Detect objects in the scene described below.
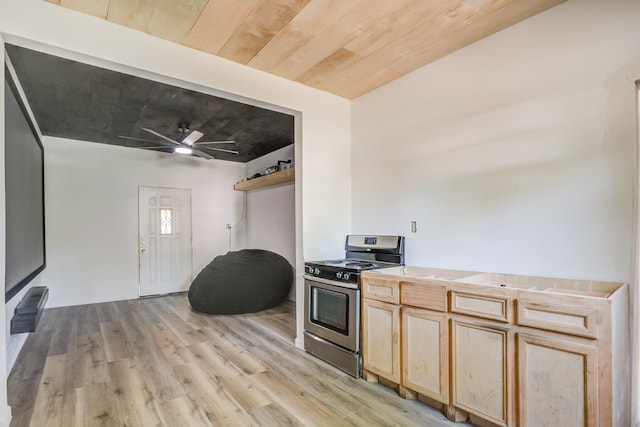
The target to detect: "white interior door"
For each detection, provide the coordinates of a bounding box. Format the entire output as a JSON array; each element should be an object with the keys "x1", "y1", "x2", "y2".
[{"x1": 139, "y1": 186, "x2": 192, "y2": 296}]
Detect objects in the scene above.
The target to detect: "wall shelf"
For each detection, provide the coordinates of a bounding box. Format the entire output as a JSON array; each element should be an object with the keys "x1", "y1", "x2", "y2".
[{"x1": 234, "y1": 167, "x2": 295, "y2": 191}]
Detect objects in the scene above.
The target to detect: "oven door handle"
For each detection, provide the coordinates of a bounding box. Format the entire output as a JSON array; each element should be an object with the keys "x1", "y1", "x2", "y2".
[{"x1": 303, "y1": 275, "x2": 359, "y2": 290}]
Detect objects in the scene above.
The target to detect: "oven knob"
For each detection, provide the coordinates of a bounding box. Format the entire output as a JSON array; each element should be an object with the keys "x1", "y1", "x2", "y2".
[
  {"x1": 307, "y1": 266, "x2": 313, "y2": 274},
  {"x1": 314, "y1": 268, "x2": 320, "y2": 275},
  {"x1": 344, "y1": 273, "x2": 350, "y2": 281},
  {"x1": 336, "y1": 272, "x2": 343, "y2": 279}
]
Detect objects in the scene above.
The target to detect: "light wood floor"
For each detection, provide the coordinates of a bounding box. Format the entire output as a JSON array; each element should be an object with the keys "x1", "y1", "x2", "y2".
[{"x1": 8, "y1": 294, "x2": 466, "y2": 426}]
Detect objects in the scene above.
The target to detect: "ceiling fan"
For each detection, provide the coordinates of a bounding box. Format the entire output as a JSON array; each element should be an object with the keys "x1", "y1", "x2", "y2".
[{"x1": 119, "y1": 123, "x2": 239, "y2": 160}]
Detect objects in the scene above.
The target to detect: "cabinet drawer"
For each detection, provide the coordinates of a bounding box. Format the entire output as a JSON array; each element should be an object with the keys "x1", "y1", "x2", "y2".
[
  {"x1": 401, "y1": 281, "x2": 447, "y2": 312},
  {"x1": 362, "y1": 278, "x2": 400, "y2": 304},
  {"x1": 450, "y1": 290, "x2": 512, "y2": 323},
  {"x1": 516, "y1": 299, "x2": 598, "y2": 339}
]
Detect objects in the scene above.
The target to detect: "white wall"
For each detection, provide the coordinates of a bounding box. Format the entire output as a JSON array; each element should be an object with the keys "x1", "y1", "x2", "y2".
[
  {"x1": 43, "y1": 138, "x2": 246, "y2": 307},
  {"x1": 246, "y1": 144, "x2": 295, "y2": 178},
  {"x1": 4, "y1": 283, "x2": 37, "y2": 373},
  {"x1": 352, "y1": 0, "x2": 640, "y2": 283},
  {"x1": 246, "y1": 145, "x2": 296, "y2": 300}
]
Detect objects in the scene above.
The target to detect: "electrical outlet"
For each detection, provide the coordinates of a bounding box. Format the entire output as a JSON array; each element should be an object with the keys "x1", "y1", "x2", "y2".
[
  {"x1": 411, "y1": 221, "x2": 417, "y2": 233},
  {"x1": 226, "y1": 224, "x2": 232, "y2": 229}
]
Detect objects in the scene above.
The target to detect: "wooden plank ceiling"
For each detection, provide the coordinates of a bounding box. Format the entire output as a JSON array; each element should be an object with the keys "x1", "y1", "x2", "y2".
[{"x1": 45, "y1": 0, "x2": 565, "y2": 99}]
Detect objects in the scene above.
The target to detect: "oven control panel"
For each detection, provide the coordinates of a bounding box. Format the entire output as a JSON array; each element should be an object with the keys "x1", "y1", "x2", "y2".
[
  {"x1": 335, "y1": 271, "x2": 352, "y2": 281},
  {"x1": 305, "y1": 265, "x2": 359, "y2": 284}
]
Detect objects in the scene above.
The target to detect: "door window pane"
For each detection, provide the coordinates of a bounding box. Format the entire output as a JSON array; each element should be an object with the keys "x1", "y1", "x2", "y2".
[{"x1": 160, "y1": 209, "x2": 173, "y2": 235}]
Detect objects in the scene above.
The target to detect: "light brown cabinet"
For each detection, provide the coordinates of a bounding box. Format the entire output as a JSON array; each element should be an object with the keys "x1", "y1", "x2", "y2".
[
  {"x1": 516, "y1": 331, "x2": 597, "y2": 427},
  {"x1": 513, "y1": 297, "x2": 600, "y2": 427},
  {"x1": 402, "y1": 307, "x2": 449, "y2": 404},
  {"x1": 399, "y1": 277, "x2": 450, "y2": 404},
  {"x1": 361, "y1": 267, "x2": 630, "y2": 427},
  {"x1": 451, "y1": 317, "x2": 511, "y2": 426},
  {"x1": 361, "y1": 298, "x2": 400, "y2": 383}
]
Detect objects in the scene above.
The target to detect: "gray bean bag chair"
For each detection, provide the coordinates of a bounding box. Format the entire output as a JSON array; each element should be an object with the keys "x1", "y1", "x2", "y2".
[{"x1": 188, "y1": 249, "x2": 293, "y2": 315}]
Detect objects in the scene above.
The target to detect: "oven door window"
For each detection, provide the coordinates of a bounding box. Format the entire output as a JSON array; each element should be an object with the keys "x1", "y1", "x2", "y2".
[{"x1": 310, "y1": 286, "x2": 349, "y2": 334}]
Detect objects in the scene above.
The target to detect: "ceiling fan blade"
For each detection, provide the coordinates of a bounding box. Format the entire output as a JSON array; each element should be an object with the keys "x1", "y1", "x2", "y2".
[
  {"x1": 118, "y1": 135, "x2": 163, "y2": 144},
  {"x1": 181, "y1": 130, "x2": 204, "y2": 146},
  {"x1": 193, "y1": 140, "x2": 236, "y2": 146},
  {"x1": 191, "y1": 148, "x2": 214, "y2": 160},
  {"x1": 142, "y1": 128, "x2": 180, "y2": 145},
  {"x1": 203, "y1": 147, "x2": 239, "y2": 154}
]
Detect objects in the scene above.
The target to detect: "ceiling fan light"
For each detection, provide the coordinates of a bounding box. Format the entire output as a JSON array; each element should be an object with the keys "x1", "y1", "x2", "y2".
[{"x1": 174, "y1": 147, "x2": 192, "y2": 155}]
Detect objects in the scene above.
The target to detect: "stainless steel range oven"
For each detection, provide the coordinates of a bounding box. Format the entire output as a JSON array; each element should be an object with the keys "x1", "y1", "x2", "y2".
[{"x1": 304, "y1": 235, "x2": 405, "y2": 377}]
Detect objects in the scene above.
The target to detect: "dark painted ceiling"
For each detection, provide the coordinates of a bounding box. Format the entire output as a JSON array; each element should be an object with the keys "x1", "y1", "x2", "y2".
[{"x1": 5, "y1": 44, "x2": 295, "y2": 163}]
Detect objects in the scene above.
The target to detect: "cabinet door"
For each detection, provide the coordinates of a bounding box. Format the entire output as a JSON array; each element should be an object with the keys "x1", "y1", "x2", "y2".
[
  {"x1": 517, "y1": 332, "x2": 597, "y2": 427},
  {"x1": 451, "y1": 318, "x2": 510, "y2": 426},
  {"x1": 402, "y1": 307, "x2": 449, "y2": 404},
  {"x1": 362, "y1": 298, "x2": 400, "y2": 382}
]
